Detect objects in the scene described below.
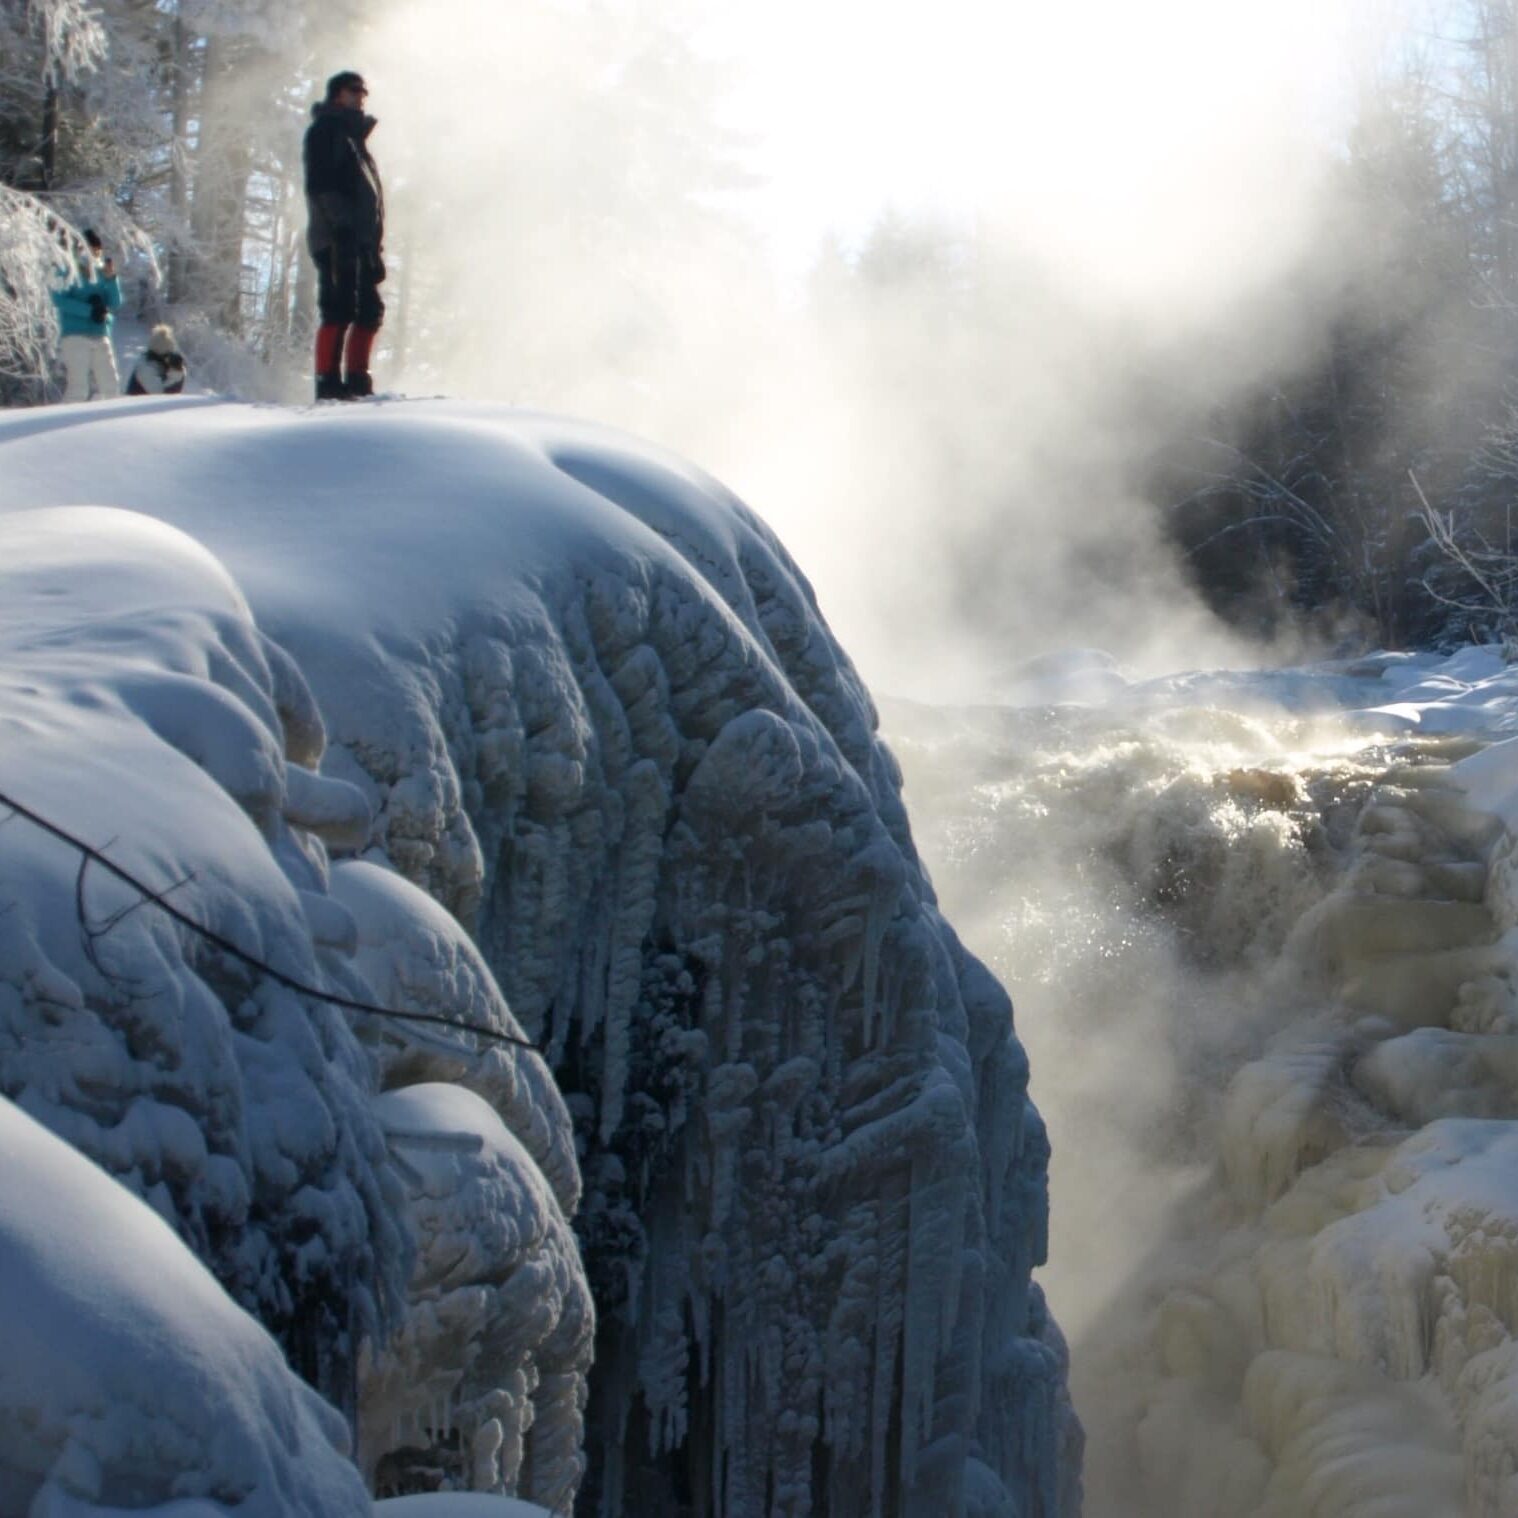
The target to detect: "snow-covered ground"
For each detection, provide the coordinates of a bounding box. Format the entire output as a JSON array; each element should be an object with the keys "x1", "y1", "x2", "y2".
[
  {"x1": 0, "y1": 397, "x2": 1068, "y2": 1516},
  {"x1": 888, "y1": 643, "x2": 1518, "y2": 1518},
  {"x1": 0, "y1": 1095, "x2": 374, "y2": 1518},
  {"x1": 374, "y1": 1497, "x2": 553, "y2": 1517}
]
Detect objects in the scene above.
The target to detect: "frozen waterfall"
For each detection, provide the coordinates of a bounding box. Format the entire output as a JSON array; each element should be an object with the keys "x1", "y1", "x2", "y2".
[{"x1": 888, "y1": 649, "x2": 1518, "y2": 1518}]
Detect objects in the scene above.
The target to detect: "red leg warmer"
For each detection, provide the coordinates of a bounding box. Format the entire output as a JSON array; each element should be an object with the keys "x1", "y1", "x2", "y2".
[
  {"x1": 344, "y1": 324, "x2": 377, "y2": 378},
  {"x1": 315, "y1": 322, "x2": 346, "y2": 375}
]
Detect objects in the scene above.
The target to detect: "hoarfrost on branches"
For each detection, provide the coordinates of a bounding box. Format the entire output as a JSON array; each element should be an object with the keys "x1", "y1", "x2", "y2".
[
  {"x1": 0, "y1": 187, "x2": 71, "y2": 389},
  {"x1": 15, "y1": 0, "x2": 106, "y2": 85}
]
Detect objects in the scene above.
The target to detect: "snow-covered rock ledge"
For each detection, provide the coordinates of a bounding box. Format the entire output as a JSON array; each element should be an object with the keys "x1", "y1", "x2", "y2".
[
  {"x1": 0, "y1": 502, "x2": 589, "y2": 1513},
  {"x1": 0, "y1": 399, "x2": 1075, "y2": 1517}
]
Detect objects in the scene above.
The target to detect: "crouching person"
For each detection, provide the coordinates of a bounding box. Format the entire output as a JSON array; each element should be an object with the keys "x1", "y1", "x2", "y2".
[
  {"x1": 51, "y1": 231, "x2": 122, "y2": 401},
  {"x1": 127, "y1": 326, "x2": 188, "y2": 396}
]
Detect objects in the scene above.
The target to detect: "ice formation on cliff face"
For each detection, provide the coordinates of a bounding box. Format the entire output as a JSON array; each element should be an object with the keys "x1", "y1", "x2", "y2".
[
  {"x1": 890, "y1": 646, "x2": 1518, "y2": 1518},
  {"x1": 0, "y1": 501, "x2": 589, "y2": 1511},
  {"x1": 0, "y1": 398, "x2": 1073, "y2": 1517},
  {"x1": 343, "y1": 863, "x2": 594, "y2": 1510}
]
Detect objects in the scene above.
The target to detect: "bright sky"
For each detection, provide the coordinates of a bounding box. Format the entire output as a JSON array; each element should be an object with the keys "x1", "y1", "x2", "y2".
[{"x1": 700, "y1": 0, "x2": 1363, "y2": 286}]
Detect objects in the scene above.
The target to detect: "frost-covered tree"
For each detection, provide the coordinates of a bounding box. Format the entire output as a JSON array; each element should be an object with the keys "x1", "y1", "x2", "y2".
[
  {"x1": 1152, "y1": 3, "x2": 1518, "y2": 644},
  {"x1": 1, "y1": 0, "x2": 755, "y2": 403},
  {"x1": 0, "y1": 0, "x2": 109, "y2": 399},
  {"x1": 0, "y1": 185, "x2": 73, "y2": 395},
  {"x1": 0, "y1": 0, "x2": 106, "y2": 187}
]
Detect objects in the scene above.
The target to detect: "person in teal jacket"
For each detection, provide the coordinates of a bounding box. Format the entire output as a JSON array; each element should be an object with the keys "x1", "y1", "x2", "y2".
[{"x1": 51, "y1": 231, "x2": 122, "y2": 401}]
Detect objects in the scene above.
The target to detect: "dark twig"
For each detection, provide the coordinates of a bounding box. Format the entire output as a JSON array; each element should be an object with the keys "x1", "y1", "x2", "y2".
[
  {"x1": 77, "y1": 852, "x2": 195, "y2": 989},
  {"x1": 0, "y1": 785, "x2": 542, "y2": 1054},
  {"x1": 91, "y1": 868, "x2": 197, "y2": 937}
]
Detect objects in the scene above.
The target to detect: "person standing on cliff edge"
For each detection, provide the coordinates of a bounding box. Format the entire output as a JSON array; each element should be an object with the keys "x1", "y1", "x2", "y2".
[{"x1": 304, "y1": 70, "x2": 385, "y2": 401}]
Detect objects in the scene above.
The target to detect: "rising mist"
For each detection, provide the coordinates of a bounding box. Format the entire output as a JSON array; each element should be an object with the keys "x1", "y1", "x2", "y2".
[
  {"x1": 315, "y1": 3, "x2": 1473, "y2": 1510},
  {"x1": 345, "y1": 0, "x2": 1408, "y2": 700}
]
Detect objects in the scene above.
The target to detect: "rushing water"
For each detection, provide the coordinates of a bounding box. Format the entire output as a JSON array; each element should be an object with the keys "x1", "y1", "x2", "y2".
[{"x1": 884, "y1": 679, "x2": 1495, "y2": 1517}]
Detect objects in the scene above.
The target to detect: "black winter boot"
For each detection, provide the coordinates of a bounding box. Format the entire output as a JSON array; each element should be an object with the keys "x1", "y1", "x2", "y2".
[
  {"x1": 345, "y1": 370, "x2": 374, "y2": 398},
  {"x1": 315, "y1": 372, "x2": 350, "y2": 402}
]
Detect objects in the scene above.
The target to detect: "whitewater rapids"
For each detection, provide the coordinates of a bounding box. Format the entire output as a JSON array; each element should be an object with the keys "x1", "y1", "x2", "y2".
[{"x1": 886, "y1": 651, "x2": 1518, "y2": 1518}]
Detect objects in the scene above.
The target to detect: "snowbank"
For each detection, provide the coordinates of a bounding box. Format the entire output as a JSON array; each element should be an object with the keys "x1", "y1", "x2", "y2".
[
  {"x1": 374, "y1": 1497, "x2": 551, "y2": 1517},
  {"x1": 0, "y1": 504, "x2": 405, "y2": 1380},
  {"x1": 0, "y1": 497, "x2": 588, "y2": 1509},
  {"x1": 0, "y1": 399, "x2": 1069, "y2": 1516},
  {"x1": 0, "y1": 1094, "x2": 371, "y2": 1516}
]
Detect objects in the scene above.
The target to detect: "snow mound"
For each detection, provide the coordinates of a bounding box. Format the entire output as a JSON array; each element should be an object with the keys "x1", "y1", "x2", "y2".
[
  {"x1": 0, "y1": 504, "x2": 405, "y2": 1387},
  {"x1": 0, "y1": 399, "x2": 1071, "y2": 1517},
  {"x1": 362, "y1": 1083, "x2": 592, "y2": 1510},
  {"x1": 374, "y1": 1497, "x2": 552, "y2": 1516},
  {"x1": 0, "y1": 1093, "x2": 370, "y2": 1516},
  {"x1": 0, "y1": 501, "x2": 590, "y2": 1509}
]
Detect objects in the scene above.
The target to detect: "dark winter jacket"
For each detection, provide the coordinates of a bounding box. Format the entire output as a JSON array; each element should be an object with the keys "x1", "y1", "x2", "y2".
[
  {"x1": 127, "y1": 350, "x2": 187, "y2": 396},
  {"x1": 303, "y1": 102, "x2": 384, "y2": 259}
]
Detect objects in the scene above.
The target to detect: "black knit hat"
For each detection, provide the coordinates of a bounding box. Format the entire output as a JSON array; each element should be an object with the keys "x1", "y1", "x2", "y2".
[{"x1": 325, "y1": 70, "x2": 367, "y2": 101}]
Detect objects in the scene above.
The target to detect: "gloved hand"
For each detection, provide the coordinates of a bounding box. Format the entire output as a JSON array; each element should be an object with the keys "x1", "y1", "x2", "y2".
[{"x1": 88, "y1": 294, "x2": 107, "y2": 324}]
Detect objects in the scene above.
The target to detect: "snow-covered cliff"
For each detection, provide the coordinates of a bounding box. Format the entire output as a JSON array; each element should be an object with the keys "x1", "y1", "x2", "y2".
[{"x1": 0, "y1": 398, "x2": 1073, "y2": 1516}]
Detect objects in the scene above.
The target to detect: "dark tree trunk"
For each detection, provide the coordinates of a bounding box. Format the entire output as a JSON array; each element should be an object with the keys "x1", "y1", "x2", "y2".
[
  {"x1": 167, "y1": 10, "x2": 193, "y2": 303},
  {"x1": 39, "y1": 81, "x2": 58, "y2": 190}
]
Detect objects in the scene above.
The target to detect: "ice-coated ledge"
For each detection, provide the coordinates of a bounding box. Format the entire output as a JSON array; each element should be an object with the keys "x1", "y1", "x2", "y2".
[
  {"x1": 0, "y1": 502, "x2": 588, "y2": 1511},
  {"x1": 0, "y1": 399, "x2": 1076, "y2": 1517}
]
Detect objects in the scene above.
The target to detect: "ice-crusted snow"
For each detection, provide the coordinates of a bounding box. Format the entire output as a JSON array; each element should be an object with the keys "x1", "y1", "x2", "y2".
[
  {"x1": 0, "y1": 1093, "x2": 372, "y2": 1516},
  {"x1": 374, "y1": 1497, "x2": 552, "y2": 1516},
  {"x1": 0, "y1": 491, "x2": 590, "y2": 1510},
  {"x1": 0, "y1": 398, "x2": 1069, "y2": 1516},
  {"x1": 362, "y1": 1082, "x2": 592, "y2": 1508}
]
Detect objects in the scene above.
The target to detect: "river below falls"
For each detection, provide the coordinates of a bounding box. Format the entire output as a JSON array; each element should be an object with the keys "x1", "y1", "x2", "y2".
[{"x1": 884, "y1": 655, "x2": 1518, "y2": 1518}]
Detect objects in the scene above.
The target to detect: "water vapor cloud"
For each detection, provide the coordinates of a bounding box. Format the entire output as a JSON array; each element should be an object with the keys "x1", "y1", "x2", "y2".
[{"x1": 353, "y1": 0, "x2": 1387, "y2": 697}]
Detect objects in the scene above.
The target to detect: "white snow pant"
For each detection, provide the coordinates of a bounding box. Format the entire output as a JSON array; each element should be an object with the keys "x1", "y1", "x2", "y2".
[{"x1": 59, "y1": 334, "x2": 120, "y2": 401}]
